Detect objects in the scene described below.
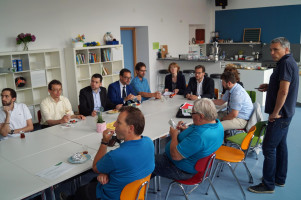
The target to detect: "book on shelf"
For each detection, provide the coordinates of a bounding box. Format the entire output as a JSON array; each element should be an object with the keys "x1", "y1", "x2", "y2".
[
  {"x1": 101, "y1": 49, "x2": 111, "y2": 62},
  {"x1": 104, "y1": 67, "x2": 109, "y2": 75},
  {"x1": 76, "y1": 53, "x2": 86, "y2": 64},
  {"x1": 89, "y1": 53, "x2": 98, "y2": 63}
]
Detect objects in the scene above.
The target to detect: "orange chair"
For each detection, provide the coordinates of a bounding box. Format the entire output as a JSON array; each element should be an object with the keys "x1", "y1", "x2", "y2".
[
  {"x1": 214, "y1": 88, "x2": 219, "y2": 99},
  {"x1": 120, "y1": 174, "x2": 151, "y2": 200},
  {"x1": 215, "y1": 126, "x2": 256, "y2": 200},
  {"x1": 165, "y1": 153, "x2": 220, "y2": 200}
]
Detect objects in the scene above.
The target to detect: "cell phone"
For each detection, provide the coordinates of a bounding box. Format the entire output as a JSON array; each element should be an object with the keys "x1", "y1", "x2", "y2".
[{"x1": 168, "y1": 119, "x2": 177, "y2": 129}]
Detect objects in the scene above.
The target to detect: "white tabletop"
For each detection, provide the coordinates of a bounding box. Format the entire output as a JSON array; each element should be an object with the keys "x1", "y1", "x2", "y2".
[
  {"x1": 0, "y1": 158, "x2": 48, "y2": 200},
  {"x1": 0, "y1": 95, "x2": 195, "y2": 200}
]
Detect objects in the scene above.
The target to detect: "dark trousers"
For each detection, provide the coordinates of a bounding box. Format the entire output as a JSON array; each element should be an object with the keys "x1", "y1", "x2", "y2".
[
  {"x1": 262, "y1": 117, "x2": 292, "y2": 190},
  {"x1": 152, "y1": 153, "x2": 194, "y2": 180},
  {"x1": 67, "y1": 181, "x2": 99, "y2": 200}
]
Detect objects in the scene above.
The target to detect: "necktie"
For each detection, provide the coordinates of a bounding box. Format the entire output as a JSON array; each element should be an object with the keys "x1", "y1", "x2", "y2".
[
  {"x1": 227, "y1": 92, "x2": 231, "y2": 114},
  {"x1": 122, "y1": 86, "x2": 126, "y2": 98}
]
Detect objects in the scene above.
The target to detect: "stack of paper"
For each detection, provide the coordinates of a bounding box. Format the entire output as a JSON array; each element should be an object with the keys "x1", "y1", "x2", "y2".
[{"x1": 181, "y1": 103, "x2": 193, "y2": 116}]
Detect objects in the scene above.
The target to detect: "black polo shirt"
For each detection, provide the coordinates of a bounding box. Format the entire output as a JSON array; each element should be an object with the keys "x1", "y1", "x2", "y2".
[{"x1": 265, "y1": 54, "x2": 299, "y2": 118}]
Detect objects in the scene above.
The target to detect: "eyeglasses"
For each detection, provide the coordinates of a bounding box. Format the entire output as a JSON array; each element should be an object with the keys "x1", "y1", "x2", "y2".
[
  {"x1": 191, "y1": 112, "x2": 199, "y2": 115},
  {"x1": 139, "y1": 70, "x2": 147, "y2": 72},
  {"x1": 123, "y1": 76, "x2": 132, "y2": 80}
]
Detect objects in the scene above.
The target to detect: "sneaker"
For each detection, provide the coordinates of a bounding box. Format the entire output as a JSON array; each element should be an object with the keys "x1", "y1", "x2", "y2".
[{"x1": 248, "y1": 183, "x2": 274, "y2": 194}]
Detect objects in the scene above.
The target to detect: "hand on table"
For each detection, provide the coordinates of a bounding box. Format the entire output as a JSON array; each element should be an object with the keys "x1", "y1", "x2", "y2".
[
  {"x1": 92, "y1": 110, "x2": 97, "y2": 117},
  {"x1": 61, "y1": 114, "x2": 70, "y2": 123},
  {"x1": 173, "y1": 89, "x2": 179, "y2": 94},
  {"x1": 154, "y1": 92, "x2": 161, "y2": 99}
]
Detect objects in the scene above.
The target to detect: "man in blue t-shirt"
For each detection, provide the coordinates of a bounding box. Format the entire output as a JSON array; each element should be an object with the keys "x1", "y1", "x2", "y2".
[
  {"x1": 130, "y1": 62, "x2": 161, "y2": 101},
  {"x1": 249, "y1": 37, "x2": 299, "y2": 194},
  {"x1": 152, "y1": 98, "x2": 224, "y2": 180},
  {"x1": 63, "y1": 107, "x2": 154, "y2": 200}
]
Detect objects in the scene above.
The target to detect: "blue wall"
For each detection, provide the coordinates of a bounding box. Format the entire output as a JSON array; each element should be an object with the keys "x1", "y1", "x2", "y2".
[{"x1": 215, "y1": 5, "x2": 301, "y2": 43}]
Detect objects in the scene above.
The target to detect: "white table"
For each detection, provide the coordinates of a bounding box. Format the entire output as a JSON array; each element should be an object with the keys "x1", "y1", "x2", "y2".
[{"x1": 0, "y1": 95, "x2": 194, "y2": 200}]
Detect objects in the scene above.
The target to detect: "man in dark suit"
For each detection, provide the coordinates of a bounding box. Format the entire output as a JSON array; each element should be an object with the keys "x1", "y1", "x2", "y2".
[
  {"x1": 108, "y1": 69, "x2": 141, "y2": 105},
  {"x1": 79, "y1": 74, "x2": 122, "y2": 116},
  {"x1": 184, "y1": 65, "x2": 215, "y2": 100}
]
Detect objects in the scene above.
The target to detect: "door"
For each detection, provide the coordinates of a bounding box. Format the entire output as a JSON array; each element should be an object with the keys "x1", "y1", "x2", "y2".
[{"x1": 120, "y1": 28, "x2": 136, "y2": 76}]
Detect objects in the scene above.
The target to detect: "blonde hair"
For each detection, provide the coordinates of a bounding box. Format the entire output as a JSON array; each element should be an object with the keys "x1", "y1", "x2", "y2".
[{"x1": 168, "y1": 62, "x2": 180, "y2": 73}]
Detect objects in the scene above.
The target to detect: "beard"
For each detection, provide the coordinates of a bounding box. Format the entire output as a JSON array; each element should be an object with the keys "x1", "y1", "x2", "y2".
[{"x1": 2, "y1": 100, "x2": 12, "y2": 106}]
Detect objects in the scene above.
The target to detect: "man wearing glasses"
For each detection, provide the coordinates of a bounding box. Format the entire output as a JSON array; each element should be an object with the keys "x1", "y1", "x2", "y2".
[
  {"x1": 108, "y1": 69, "x2": 141, "y2": 105},
  {"x1": 79, "y1": 73, "x2": 122, "y2": 116},
  {"x1": 40, "y1": 80, "x2": 85, "y2": 128},
  {"x1": 131, "y1": 62, "x2": 161, "y2": 101},
  {"x1": 152, "y1": 98, "x2": 223, "y2": 181},
  {"x1": 184, "y1": 65, "x2": 215, "y2": 100}
]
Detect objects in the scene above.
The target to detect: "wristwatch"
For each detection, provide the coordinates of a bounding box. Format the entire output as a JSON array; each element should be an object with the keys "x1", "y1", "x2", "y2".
[
  {"x1": 101, "y1": 140, "x2": 109, "y2": 145},
  {"x1": 10, "y1": 129, "x2": 14, "y2": 135}
]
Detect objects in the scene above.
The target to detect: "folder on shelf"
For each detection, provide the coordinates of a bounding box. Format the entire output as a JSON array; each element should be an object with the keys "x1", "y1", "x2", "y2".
[{"x1": 111, "y1": 48, "x2": 122, "y2": 61}]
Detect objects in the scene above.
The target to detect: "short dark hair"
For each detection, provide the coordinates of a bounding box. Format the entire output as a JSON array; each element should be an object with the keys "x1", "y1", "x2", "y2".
[
  {"x1": 119, "y1": 68, "x2": 131, "y2": 76},
  {"x1": 48, "y1": 79, "x2": 62, "y2": 90},
  {"x1": 119, "y1": 106, "x2": 145, "y2": 136},
  {"x1": 135, "y1": 62, "x2": 146, "y2": 71},
  {"x1": 221, "y1": 71, "x2": 237, "y2": 84},
  {"x1": 2, "y1": 88, "x2": 17, "y2": 99},
  {"x1": 195, "y1": 65, "x2": 205, "y2": 73},
  {"x1": 91, "y1": 73, "x2": 103, "y2": 82}
]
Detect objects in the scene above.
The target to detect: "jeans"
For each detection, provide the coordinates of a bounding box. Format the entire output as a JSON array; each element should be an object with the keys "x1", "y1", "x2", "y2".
[
  {"x1": 152, "y1": 153, "x2": 195, "y2": 180},
  {"x1": 262, "y1": 117, "x2": 292, "y2": 190}
]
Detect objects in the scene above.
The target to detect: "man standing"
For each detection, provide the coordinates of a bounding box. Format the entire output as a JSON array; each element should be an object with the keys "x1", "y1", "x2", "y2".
[
  {"x1": 131, "y1": 62, "x2": 161, "y2": 101},
  {"x1": 62, "y1": 107, "x2": 154, "y2": 200},
  {"x1": 184, "y1": 65, "x2": 215, "y2": 100},
  {"x1": 213, "y1": 71, "x2": 253, "y2": 131},
  {"x1": 40, "y1": 80, "x2": 85, "y2": 127},
  {"x1": 108, "y1": 69, "x2": 141, "y2": 105},
  {"x1": 249, "y1": 37, "x2": 299, "y2": 193},
  {"x1": 152, "y1": 98, "x2": 223, "y2": 180},
  {"x1": 0, "y1": 88, "x2": 33, "y2": 137},
  {"x1": 79, "y1": 73, "x2": 122, "y2": 116}
]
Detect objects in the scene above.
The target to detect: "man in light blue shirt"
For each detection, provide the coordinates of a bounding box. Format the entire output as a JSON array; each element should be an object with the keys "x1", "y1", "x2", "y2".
[
  {"x1": 130, "y1": 62, "x2": 161, "y2": 101},
  {"x1": 213, "y1": 71, "x2": 253, "y2": 131}
]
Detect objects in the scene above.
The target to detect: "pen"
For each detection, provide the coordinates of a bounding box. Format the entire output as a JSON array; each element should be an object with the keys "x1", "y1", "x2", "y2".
[{"x1": 55, "y1": 162, "x2": 62, "y2": 166}]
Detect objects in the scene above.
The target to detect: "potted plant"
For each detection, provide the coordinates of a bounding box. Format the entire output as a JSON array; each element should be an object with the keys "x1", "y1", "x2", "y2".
[
  {"x1": 16, "y1": 33, "x2": 36, "y2": 51},
  {"x1": 96, "y1": 107, "x2": 106, "y2": 133},
  {"x1": 238, "y1": 50, "x2": 244, "y2": 59}
]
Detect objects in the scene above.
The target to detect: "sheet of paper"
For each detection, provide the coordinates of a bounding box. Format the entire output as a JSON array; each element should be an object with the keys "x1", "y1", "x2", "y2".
[
  {"x1": 153, "y1": 42, "x2": 159, "y2": 50},
  {"x1": 36, "y1": 162, "x2": 75, "y2": 180},
  {"x1": 163, "y1": 91, "x2": 172, "y2": 96}
]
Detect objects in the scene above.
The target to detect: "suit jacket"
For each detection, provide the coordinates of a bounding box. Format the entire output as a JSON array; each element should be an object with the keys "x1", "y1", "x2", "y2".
[
  {"x1": 108, "y1": 81, "x2": 136, "y2": 105},
  {"x1": 79, "y1": 86, "x2": 116, "y2": 116},
  {"x1": 184, "y1": 76, "x2": 215, "y2": 99},
  {"x1": 164, "y1": 72, "x2": 186, "y2": 95}
]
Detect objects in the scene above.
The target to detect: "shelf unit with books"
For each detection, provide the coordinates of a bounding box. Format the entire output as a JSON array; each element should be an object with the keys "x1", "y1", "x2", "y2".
[
  {"x1": 64, "y1": 45, "x2": 124, "y2": 111},
  {"x1": 0, "y1": 49, "x2": 63, "y2": 123}
]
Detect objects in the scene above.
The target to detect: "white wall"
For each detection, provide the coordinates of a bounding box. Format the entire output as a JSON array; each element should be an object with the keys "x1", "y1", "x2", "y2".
[
  {"x1": 215, "y1": 0, "x2": 301, "y2": 10},
  {"x1": 0, "y1": 0, "x2": 216, "y2": 95}
]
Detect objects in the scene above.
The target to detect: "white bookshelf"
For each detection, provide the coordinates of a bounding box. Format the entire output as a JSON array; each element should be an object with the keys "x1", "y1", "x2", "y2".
[
  {"x1": 0, "y1": 49, "x2": 63, "y2": 123},
  {"x1": 64, "y1": 45, "x2": 124, "y2": 111}
]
